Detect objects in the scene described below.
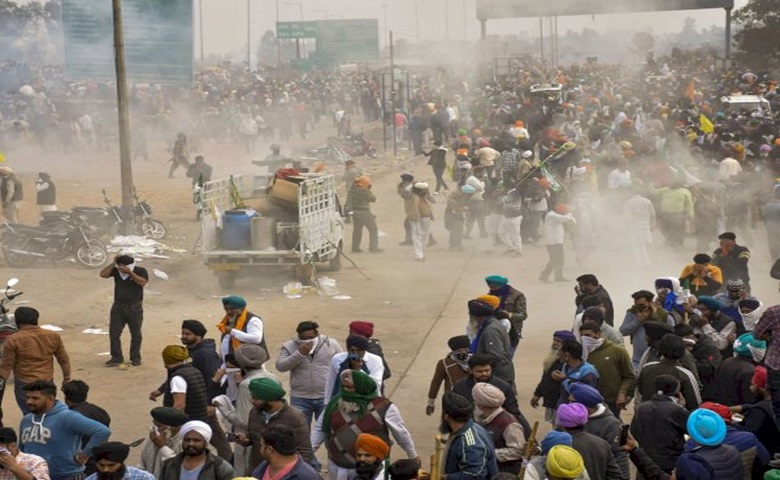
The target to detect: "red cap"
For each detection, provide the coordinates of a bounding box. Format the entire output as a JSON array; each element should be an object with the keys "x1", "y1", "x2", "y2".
[
  {"x1": 700, "y1": 402, "x2": 733, "y2": 424},
  {"x1": 349, "y1": 321, "x2": 374, "y2": 338},
  {"x1": 752, "y1": 366, "x2": 768, "y2": 390}
]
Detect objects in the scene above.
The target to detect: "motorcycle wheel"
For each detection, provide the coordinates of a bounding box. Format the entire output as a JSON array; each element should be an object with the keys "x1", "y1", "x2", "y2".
[
  {"x1": 140, "y1": 219, "x2": 167, "y2": 239},
  {"x1": 2, "y1": 243, "x2": 36, "y2": 267},
  {"x1": 75, "y1": 240, "x2": 108, "y2": 268}
]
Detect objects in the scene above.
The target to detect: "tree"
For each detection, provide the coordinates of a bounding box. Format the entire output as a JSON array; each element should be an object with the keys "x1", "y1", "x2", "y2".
[{"x1": 733, "y1": 0, "x2": 780, "y2": 67}]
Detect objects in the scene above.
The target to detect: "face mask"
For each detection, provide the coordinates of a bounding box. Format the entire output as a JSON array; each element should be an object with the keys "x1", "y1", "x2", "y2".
[
  {"x1": 580, "y1": 336, "x2": 604, "y2": 360},
  {"x1": 453, "y1": 352, "x2": 470, "y2": 362},
  {"x1": 347, "y1": 353, "x2": 362, "y2": 361}
]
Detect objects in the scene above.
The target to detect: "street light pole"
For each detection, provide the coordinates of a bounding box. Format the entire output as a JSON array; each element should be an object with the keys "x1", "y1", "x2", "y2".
[
  {"x1": 285, "y1": 2, "x2": 303, "y2": 58},
  {"x1": 276, "y1": 0, "x2": 281, "y2": 64},
  {"x1": 111, "y1": 0, "x2": 135, "y2": 229},
  {"x1": 381, "y1": 4, "x2": 389, "y2": 49},
  {"x1": 247, "y1": 0, "x2": 251, "y2": 69},
  {"x1": 199, "y1": 0, "x2": 204, "y2": 70},
  {"x1": 444, "y1": 0, "x2": 449, "y2": 39}
]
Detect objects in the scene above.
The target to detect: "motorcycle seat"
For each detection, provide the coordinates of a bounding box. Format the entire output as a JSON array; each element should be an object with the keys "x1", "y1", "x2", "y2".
[
  {"x1": 6, "y1": 223, "x2": 70, "y2": 236},
  {"x1": 72, "y1": 206, "x2": 105, "y2": 212}
]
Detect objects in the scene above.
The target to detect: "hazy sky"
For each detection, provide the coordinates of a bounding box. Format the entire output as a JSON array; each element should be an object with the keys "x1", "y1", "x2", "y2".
[{"x1": 201, "y1": 0, "x2": 748, "y2": 55}]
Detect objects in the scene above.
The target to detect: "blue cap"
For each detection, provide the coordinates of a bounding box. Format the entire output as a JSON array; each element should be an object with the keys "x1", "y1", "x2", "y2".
[
  {"x1": 687, "y1": 408, "x2": 726, "y2": 446},
  {"x1": 540, "y1": 430, "x2": 572, "y2": 455}
]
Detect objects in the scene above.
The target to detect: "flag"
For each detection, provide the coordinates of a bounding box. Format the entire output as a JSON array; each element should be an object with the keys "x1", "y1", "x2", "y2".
[
  {"x1": 686, "y1": 79, "x2": 695, "y2": 102},
  {"x1": 700, "y1": 113, "x2": 714, "y2": 134}
]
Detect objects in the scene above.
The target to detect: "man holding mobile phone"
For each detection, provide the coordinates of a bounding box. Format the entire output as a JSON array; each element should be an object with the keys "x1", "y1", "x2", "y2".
[{"x1": 0, "y1": 427, "x2": 49, "y2": 480}]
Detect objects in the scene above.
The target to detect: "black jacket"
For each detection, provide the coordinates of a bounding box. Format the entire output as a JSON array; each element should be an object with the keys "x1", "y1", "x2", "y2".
[
  {"x1": 630, "y1": 394, "x2": 690, "y2": 472},
  {"x1": 586, "y1": 407, "x2": 630, "y2": 479},
  {"x1": 739, "y1": 400, "x2": 780, "y2": 455},
  {"x1": 691, "y1": 337, "x2": 722, "y2": 402},
  {"x1": 715, "y1": 356, "x2": 757, "y2": 406},
  {"x1": 713, "y1": 244, "x2": 751, "y2": 286},
  {"x1": 771, "y1": 258, "x2": 780, "y2": 280},
  {"x1": 162, "y1": 364, "x2": 209, "y2": 421},
  {"x1": 533, "y1": 360, "x2": 563, "y2": 409},
  {"x1": 576, "y1": 285, "x2": 615, "y2": 326},
  {"x1": 569, "y1": 428, "x2": 623, "y2": 480},
  {"x1": 188, "y1": 339, "x2": 222, "y2": 399}
]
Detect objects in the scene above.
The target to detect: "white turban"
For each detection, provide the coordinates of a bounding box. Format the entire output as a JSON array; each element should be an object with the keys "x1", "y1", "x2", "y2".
[{"x1": 179, "y1": 420, "x2": 212, "y2": 443}]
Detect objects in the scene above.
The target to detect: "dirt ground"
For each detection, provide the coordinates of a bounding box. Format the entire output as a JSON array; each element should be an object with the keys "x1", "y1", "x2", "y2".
[{"x1": 1, "y1": 121, "x2": 778, "y2": 469}]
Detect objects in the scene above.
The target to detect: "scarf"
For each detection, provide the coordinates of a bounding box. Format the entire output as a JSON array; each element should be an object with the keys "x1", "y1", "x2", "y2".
[
  {"x1": 490, "y1": 285, "x2": 511, "y2": 311},
  {"x1": 740, "y1": 303, "x2": 766, "y2": 331},
  {"x1": 747, "y1": 344, "x2": 767, "y2": 363},
  {"x1": 217, "y1": 308, "x2": 248, "y2": 352},
  {"x1": 321, "y1": 372, "x2": 378, "y2": 433},
  {"x1": 580, "y1": 337, "x2": 604, "y2": 361},
  {"x1": 449, "y1": 352, "x2": 471, "y2": 372},
  {"x1": 119, "y1": 263, "x2": 135, "y2": 280},
  {"x1": 469, "y1": 320, "x2": 487, "y2": 354}
]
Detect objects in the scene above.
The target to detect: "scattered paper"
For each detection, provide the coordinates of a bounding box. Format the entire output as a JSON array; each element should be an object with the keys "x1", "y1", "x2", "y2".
[
  {"x1": 285, "y1": 294, "x2": 302, "y2": 299},
  {"x1": 97, "y1": 352, "x2": 111, "y2": 356},
  {"x1": 153, "y1": 269, "x2": 169, "y2": 280},
  {"x1": 332, "y1": 295, "x2": 352, "y2": 300},
  {"x1": 83, "y1": 328, "x2": 109, "y2": 335},
  {"x1": 41, "y1": 324, "x2": 63, "y2": 332}
]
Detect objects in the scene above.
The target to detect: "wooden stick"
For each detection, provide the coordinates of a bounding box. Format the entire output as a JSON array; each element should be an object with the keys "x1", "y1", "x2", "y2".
[{"x1": 518, "y1": 421, "x2": 539, "y2": 479}]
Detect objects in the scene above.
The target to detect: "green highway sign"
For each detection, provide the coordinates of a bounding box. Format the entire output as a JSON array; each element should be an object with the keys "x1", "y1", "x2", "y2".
[
  {"x1": 315, "y1": 19, "x2": 379, "y2": 63},
  {"x1": 276, "y1": 21, "x2": 318, "y2": 39},
  {"x1": 62, "y1": 0, "x2": 193, "y2": 86}
]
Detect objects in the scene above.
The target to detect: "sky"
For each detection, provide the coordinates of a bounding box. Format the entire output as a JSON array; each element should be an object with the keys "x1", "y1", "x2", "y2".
[{"x1": 199, "y1": 0, "x2": 749, "y2": 56}]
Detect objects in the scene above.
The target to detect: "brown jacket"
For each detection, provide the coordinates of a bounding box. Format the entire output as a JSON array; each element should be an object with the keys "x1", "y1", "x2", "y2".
[
  {"x1": 427, "y1": 356, "x2": 470, "y2": 400},
  {"x1": 407, "y1": 193, "x2": 434, "y2": 221},
  {"x1": 247, "y1": 402, "x2": 313, "y2": 472},
  {"x1": 0, "y1": 326, "x2": 71, "y2": 383}
]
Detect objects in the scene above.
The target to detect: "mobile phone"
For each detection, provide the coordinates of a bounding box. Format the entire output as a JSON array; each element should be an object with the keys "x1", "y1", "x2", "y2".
[
  {"x1": 226, "y1": 432, "x2": 237, "y2": 443},
  {"x1": 619, "y1": 424, "x2": 630, "y2": 446}
]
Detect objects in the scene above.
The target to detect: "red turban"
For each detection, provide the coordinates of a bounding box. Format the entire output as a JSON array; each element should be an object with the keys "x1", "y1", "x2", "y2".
[
  {"x1": 349, "y1": 321, "x2": 374, "y2": 338},
  {"x1": 700, "y1": 402, "x2": 733, "y2": 424}
]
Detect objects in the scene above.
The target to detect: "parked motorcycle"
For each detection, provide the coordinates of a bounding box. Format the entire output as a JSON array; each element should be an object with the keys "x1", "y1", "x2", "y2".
[
  {"x1": 39, "y1": 200, "x2": 121, "y2": 239},
  {"x1": 133, "y1": 188, "x2": 167, "y2": 239},
  {"x1": 1, "y1": 216, "x2": 108, "y2": 268},
  {"x1": 335, "y1": 133, "x2": 379, "y2": 158},
  {"x1": 100, "y1": 189, "x2": 167, "y2": 240}
]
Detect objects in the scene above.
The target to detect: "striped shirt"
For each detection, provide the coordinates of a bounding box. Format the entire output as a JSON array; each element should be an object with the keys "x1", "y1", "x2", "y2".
[{"x1": 753, "y1": 306, "x2": 780, "y2": 370}]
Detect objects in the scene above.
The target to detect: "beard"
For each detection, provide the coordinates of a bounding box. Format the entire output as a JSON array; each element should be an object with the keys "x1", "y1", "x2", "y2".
[
  {"x1": 438, "y1": 418, "x2": 452, "y2": 435},
  {"x1": 183, "y1": 445, "x2": 206, "y2": 457},
  {"x1": 542, "y1": 347, "x2": 560, "y2": 371},
  {"x1": 354, "y1": 461, "x2": 382, "y2": 480},
  {"x1": 97, "y1": 467, "x2": 126, "y2": 480}
]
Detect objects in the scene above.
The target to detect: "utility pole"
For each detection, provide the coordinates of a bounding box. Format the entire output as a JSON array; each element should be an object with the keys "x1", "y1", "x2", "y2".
[
  {"x1": 247, "y1": 0, "x2": 251, "y2": 69},
  {"x1": 199, "y1": 0, "x2": 204, "y2": 70},
  {"x1": 276, "y1": 0, "x2": 281, "y2": 64},
  {"x1": 111, "y1": 0, "x2": 134, "y2": 230},
  {"x1": 390, "y1": 30, "x2": 396, "y2": 157}
]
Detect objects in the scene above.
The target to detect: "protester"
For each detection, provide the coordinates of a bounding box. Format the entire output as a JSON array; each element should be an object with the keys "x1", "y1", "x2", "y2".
[{"x1": 99, "y1": 254, "x2": 149, "y2": 367}]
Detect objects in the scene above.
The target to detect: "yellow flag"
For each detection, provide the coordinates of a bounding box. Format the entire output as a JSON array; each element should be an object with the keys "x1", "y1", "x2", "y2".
[{"x1": 700, "y1": 113, "x2": 714, "y2": 134}]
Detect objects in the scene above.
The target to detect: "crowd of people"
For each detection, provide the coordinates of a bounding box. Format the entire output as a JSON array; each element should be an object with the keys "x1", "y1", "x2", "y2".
[{"x1": 4, "y1": 34, "x2": 780, "y2": 480}]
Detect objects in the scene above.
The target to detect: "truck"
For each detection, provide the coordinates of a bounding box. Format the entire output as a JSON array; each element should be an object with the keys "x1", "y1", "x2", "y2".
[{"x1": 199, "y1": 173, "x2": 345, "y2": 289}]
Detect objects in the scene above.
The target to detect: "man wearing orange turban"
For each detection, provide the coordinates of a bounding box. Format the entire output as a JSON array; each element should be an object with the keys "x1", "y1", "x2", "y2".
[
  {"x1": 346, "y1": 176, "x2": 382, "y2": 253},
  {"x1": 354, "y1": 433, "x2": 391, "y2": 480}
]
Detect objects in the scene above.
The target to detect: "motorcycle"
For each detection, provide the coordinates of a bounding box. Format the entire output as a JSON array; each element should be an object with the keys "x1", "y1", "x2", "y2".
[
  {"x1": 101, "y1": 189, "x2": 167, "y2": 240},
  {"x1": 133, "y1": 188, "x2": 167, "y2": 239},
  {"x1": 0, "y1": 278, "x2": 21, "y2": 347},
  {"x1": 39, "y1": 200, "x2": 121, "y2": 239},
  {"x1": 335, "y1": 133, "x2": 379, "y2": 159},
  {"x1": 1, "y1": 216, "x2": 109, "y2": 268}
]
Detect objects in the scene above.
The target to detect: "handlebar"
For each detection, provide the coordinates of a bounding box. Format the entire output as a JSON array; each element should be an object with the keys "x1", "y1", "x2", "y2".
[{"x1": 6, "y1": 292, "x2": 22, "y2": 301}]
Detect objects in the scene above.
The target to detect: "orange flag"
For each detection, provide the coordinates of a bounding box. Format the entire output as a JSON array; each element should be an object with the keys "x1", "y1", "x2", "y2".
[{"x1": 686, "y1": 79, "x2": 695, "y2": 102}]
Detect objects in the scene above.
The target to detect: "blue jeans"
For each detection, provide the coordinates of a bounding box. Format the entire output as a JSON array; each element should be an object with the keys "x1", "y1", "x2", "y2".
[
  {"x1": 14, "y1": 379, "x2": 30, "y2": 415},
  {"x1": 290, "y1": 397, "x2": 325, "y2": 471}
]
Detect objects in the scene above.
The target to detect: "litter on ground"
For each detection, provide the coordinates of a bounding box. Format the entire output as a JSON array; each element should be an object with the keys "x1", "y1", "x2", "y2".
[
  {"x1": 41, "y1": 324, "x2": 63, "y2": 331},
  {"x1": 83, "y1": 328, "x2": 109, "y2": 335}
]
